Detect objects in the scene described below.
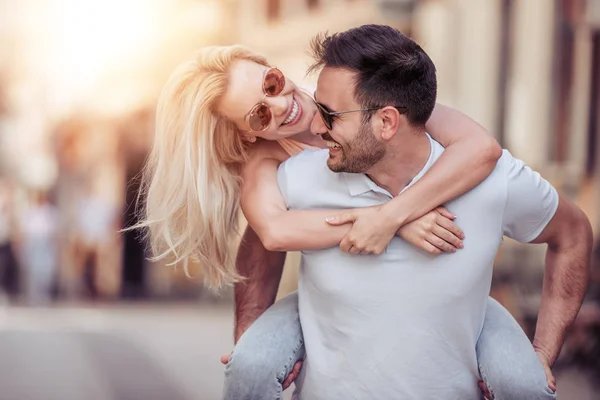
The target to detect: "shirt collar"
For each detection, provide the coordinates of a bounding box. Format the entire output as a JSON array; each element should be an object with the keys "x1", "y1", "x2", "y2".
[
  {"x1": 342, "y1": 172, "x2": 378, "y2": 197},
  {"x1": 342, "y1": 133, "x2": 434, "y2": 198}
]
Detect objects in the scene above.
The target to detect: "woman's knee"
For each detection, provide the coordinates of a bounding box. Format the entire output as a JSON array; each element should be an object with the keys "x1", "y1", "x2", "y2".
[
  {"x1": 225, "y1": 292, "x2": 304, "y2": 382},
  {"x1": 225, "y1": 345, "x2": 280, "y2": 380},
  {"x1": 222, "y1": 347, "x2": 285, "y2": 400},
  {"x1": 223, "y1": 332, "x2": 305, "y2": 400},
  {"x1": 484, "y1": 376, "x2": 556, "y2": 400},
  {"x1": 480, "y1": 360, "x2": 556, "y2": 400}
]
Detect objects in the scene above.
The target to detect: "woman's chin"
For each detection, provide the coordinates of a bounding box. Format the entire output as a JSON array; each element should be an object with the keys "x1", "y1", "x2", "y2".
[{"x1": 276, "y1": 119, "x2": 312, "y2": 139}]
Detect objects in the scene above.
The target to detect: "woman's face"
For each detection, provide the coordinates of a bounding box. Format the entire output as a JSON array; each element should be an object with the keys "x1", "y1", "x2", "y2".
[{"x1": 217, "y1": 60, "x2": 317, "y2": 141}]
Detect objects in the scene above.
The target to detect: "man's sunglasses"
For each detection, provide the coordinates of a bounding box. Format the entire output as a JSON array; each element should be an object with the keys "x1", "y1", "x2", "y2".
[
  {"x1": 314, "y1": 100, "x2": 407, "y2": 130},
  {"x1": 243, "y1": 67, "x2": 286, "y2": 132}
]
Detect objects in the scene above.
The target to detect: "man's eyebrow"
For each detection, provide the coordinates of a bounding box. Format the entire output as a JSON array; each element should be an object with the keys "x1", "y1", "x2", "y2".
[{"x1": 313, "y1": 91, "x2": 334, "y2": 111}]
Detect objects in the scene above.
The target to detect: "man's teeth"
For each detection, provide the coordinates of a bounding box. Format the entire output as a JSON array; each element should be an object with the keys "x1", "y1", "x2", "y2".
[
  {"x1": 282, "y1": 100, "x2": 299, "y2": 125},
  {"x1": 326, "y1": 141, "x2": 341, "y2": 149}
]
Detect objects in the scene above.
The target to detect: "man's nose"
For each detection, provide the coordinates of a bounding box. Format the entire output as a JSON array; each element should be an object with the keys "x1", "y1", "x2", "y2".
[
  {"x1": 263, "y1": 95, "x2": 288, "y2": 118},
  {"x1": 310, "y1": 110, "x2": 327, "y2": 136}
]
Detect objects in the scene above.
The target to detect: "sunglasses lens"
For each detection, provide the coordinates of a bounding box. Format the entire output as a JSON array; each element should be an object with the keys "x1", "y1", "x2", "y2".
[
  {"x1": 316, "y1": 104, "x2": 332, "y2": 130},
  {"x1": 263, "y1": 68, "x2": 285, "y2": 96},
  {"x1": 248, "y1": 104, "x2": 271, "y2": 131}
]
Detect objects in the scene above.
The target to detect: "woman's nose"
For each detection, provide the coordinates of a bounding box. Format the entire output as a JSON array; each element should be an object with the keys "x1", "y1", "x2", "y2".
[{"x1": 263, "y1": 95, "x2": 289, "y2": 118}]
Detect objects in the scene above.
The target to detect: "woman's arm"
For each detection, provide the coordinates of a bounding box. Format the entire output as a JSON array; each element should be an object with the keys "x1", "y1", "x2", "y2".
[
  {"x1": 243, "y1": 103, "x2": 498, "y2": 254},
  {"x1": 386, "y1": 103, "x2": 502, "y2": 225},
  {"x1": 325, "y1": 103, "x2": 502, "y2": 254},
  {"x1": 240, "y1": 141, "x2": 353, "y2": 252}
]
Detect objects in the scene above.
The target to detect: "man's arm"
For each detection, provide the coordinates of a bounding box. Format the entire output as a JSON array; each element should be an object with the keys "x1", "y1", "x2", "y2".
[
  {"x1": 233, "y1": 225, "x2": 286, "y2": 342},
  {"x1": 529, "y1": 195, "x2": 593, "y2": 366},
  {"x1": 500, "y1": 152, "x2": 592, "y2": 385}
]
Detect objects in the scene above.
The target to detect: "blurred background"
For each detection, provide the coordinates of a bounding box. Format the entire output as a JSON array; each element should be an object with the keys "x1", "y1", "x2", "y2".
[{"x1": 0, "y1": 0, "x2": 599, "y2": 399}]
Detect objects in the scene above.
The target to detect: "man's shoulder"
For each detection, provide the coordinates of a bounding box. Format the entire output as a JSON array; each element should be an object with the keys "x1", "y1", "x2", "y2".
[
  {"x1": 487, "y1": 149, "x2": 537, "y2": 187},
  {"x1": 277, "y1": 149, "x2": 348, "y2": 208},
  {"x1": 476, "y1": 149, "x2": 515, "y2": 183},
  {"x1": 497, "y1": 149, "x2": 527, "y2": 176},
  {"x1": 280, "y1": 148, "x2": 330, "y2": 175}
]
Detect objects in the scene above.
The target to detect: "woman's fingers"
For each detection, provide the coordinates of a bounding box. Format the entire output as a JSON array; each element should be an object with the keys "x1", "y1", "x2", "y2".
[
  {"x1": 421, "y1": 239, "x2": 442, "y2": 255},
  {"x1": 435, "y1": 215, "x2": 465, "y2": 241},
  {"x1": 432, "y1": 224, "x2": 463, "y2": 249},
  {"x1": 426, "y1": 234, "x2": 456, "y2": 253},
  {"x1": 435, "y1": 206, "x2": 456, "y2": 220},
  {"x1": 347, "y1": 245, "x2": 361, "y2": 255}
]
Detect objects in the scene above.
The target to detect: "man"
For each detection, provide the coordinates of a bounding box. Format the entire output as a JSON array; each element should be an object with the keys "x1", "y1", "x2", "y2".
[{"x1": 234, "y1": 25, "x2": 591, "y2": 398}]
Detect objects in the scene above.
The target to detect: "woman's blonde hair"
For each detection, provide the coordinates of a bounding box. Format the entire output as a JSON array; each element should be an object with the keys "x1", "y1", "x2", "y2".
[{"x1": 136, "y1": 45, "x2": 270, "y2": 288}]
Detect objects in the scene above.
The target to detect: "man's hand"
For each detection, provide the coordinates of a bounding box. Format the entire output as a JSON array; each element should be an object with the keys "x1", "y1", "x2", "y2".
[
  {"x1": 477, "y1": 351, "x2": 557, "y2": 400},
  {"x1": 220, "y1": 354, "x2": 303, "y2": 390},
  {"x1": 535, "y1": 350, "x2": 557, "y2": 392},
  {"x1": 478, "y1": 380, "x2": 491, "y2": 400},
  {"x1": 282, "y1": 360, "x2": 303, "y2": 389}
]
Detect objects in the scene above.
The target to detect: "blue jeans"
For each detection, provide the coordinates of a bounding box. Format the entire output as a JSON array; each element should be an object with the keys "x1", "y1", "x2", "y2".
[{"x1": 222, "y1": 293, "x2": 556, "y2": 400}]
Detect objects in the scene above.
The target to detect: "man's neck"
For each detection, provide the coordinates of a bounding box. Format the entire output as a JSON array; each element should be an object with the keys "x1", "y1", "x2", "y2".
[{"x1": 366, "y1": 129, "x2": 430, "y2": 196}]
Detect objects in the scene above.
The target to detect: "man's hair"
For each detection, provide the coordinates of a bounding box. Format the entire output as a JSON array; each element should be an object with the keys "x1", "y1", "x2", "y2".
[{"x1": 308, "y1": 24, "x2": 437, "y2": 126}]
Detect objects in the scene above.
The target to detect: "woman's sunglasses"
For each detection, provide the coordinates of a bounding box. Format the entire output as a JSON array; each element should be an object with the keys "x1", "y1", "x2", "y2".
[
  {"x1": 314, "y1": 100, "x2": 408, "y2": 130},
  {"x1": 244, "y1": 67, "x2": 286, "y2": 132}
]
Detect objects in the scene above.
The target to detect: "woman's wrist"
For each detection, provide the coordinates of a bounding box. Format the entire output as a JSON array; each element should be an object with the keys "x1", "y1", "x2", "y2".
[{"x1": 380, "y1": 200, "x2": 410, "y2": 231}]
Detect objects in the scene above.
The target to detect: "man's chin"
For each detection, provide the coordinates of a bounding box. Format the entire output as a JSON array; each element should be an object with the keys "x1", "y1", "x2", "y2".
[{"x1": 327, "y1": 159, "x2": 345, "y2": 173}]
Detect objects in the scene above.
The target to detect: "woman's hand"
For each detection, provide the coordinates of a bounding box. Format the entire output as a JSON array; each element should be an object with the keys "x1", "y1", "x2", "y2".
[
  {"x1": 397, "y1": 207, "x2": 464, "y2": 254},
  {"x1": 326, "y1": 206, "x2": 464, "y2": 255},
  {"x1": 325, "y1": 205, "x2": 404, "y2": 255}
]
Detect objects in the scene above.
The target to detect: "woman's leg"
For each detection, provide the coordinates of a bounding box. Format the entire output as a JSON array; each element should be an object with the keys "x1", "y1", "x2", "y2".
[
  {"x1": 222, "y1": 291, "x2": 305, "y2": 400},
  {"x1": 477, "y1": 297, "x2": 557, "y2": 400}
]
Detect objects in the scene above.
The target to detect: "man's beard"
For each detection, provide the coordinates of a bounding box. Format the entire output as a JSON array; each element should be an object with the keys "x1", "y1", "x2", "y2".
[{"x1": 327, "y1": 121, "x2": 385, "y2": 173}]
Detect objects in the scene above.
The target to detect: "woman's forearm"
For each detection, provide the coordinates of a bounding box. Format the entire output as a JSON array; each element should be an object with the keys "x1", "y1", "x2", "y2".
[
  {"x1": 254, "y1": 208, "x2": 352, "y2": 252},
  {"x1": 383, "y1": 136, "x2": 501, "y2": 226},
  {"x1": 381, "y1": 104, "x2": 502, "y2": 226},
  {"x1": 242, "y1": 150, "x2": 352, "y2": 252}
]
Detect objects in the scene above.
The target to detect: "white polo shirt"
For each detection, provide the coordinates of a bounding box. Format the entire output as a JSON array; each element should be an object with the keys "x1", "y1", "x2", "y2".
[{"x1": 277, "y1": 134, "x2": 559, "y2": 400}]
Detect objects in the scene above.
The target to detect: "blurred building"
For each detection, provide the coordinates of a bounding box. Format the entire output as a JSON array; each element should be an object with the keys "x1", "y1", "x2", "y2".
[
  {"x1": 0, "y1": 0, "x2": 598, "y2": 309},
  {"x1": 0, "y1": 0, "x2": 240, "y2": 301},
  {"x1": 414, "y1": 0, "x2": 600, "y2": 195}
]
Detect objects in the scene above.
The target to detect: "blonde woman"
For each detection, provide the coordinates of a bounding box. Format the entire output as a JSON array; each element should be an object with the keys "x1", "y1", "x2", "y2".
[{"x1": 141, "y1": 46, "x2": 556, "y2": 399}]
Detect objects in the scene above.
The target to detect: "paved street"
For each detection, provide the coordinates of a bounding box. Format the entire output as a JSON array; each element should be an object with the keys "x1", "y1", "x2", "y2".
[
  {"x1": 0, "y1": 301, "x2": 237, "y2": 400},
  {"x1": 0, "y1": 301, "x2": 595, "y2": 400}
]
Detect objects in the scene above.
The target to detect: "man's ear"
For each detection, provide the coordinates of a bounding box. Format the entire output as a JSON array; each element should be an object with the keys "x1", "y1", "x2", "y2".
[{"x1": 379, "y1": 106, "x2": 404, "y2": 141}]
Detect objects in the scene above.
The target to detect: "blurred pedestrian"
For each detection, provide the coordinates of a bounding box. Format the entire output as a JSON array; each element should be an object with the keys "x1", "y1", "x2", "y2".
[
  {"x1": 17, "y1": 190, "x2": 58, "y2": 306},
  {"x1": 74, "y1": 183, "x2": 119, "y2": 298},
  {"x1": 0, "y1": 177, "x2": 17, "y2": 301}
]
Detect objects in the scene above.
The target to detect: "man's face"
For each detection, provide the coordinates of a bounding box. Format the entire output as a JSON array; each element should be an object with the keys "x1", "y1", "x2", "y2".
[{"x1": 311, "y1": 67, "x2": 385, "y2": 173}]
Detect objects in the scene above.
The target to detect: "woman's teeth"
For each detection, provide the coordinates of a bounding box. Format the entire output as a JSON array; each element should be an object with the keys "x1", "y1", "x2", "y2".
[
  {"x1": 282, "y1": 100, "x2": 299, "y2": 125},
  {"x1": 326, "y1": 141, "x2": 341, "y2": 149}
]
